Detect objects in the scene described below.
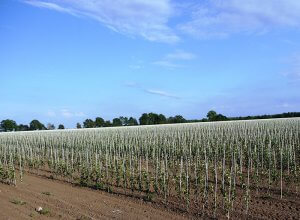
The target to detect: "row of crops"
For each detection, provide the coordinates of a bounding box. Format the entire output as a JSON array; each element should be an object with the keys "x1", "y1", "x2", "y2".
[{"x1": 0, "y1": 118, "x2": 299, "y2": 217}]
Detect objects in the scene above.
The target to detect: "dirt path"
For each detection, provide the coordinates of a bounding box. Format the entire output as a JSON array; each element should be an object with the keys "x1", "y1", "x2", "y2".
[{"x1": 0, "y1": 174, "x2": 186, "y2": 220}]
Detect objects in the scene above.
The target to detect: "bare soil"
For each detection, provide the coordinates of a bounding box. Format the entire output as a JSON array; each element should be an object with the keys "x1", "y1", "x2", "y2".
[
  {"x1": 0, "y1": 171, "x2": 299, "y2": 220},
  {"x1": 0, "y1": 173, "x2": 186, "y2": 220}
]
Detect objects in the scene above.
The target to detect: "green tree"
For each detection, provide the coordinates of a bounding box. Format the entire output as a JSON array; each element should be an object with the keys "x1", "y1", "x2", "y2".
[
  {"x1": 76, "y1": 123, "x2": 82, "y2": 129},
  {"x1": 139, "y1": 113, "x2": 149, "y2": 125},
  {"x1": 112, "y1": 118, "x2": 122, "y2": 126},
  {"x1": 58, "y1": 124, "x2": 65, "y2": 129},
  {"x1": 168, "y1": 115, "x2": 186, "y2": 124},
  {"x1": 83, "y1": 119, "x2": 95, "y2": 128},
  {"x1": 0, "y1": 119, "x2": 18, "y2": 132},
  {"x1": 128, "y1": 117, "x2": 138, "y2": 126},
  {"x1": 157, "y1": 114, "x2": 167, "y2": 124},
  {"x1": 215, "y1": 114, "x2": 228, "y2": 121},
  {"x1": 207, "y1": 110, "x2": 217, "y2": 121},
  {"x1": 149, "y1": 113, "x2": 166, "y2": 124},
  {"x1": 29, "y1": 120, "x2": 46, "y2": 130},
  {"x1": 139, "y1": 113, "x2": 167, "y2": 125},
  {"x1": 206, "y1": 110, "x2": 228, "y2": 121},
  {"x1": 95, "y1": 117, "x2": 105, "y2": 127},
  {"x1": 18, "y1": 124, "x2": 29, "y2": 131},
  {"x1": 104, "y1": 120, "x2": 112, "y2": 127},
  {"x1": 147, "y1": 113, "x2": 158, "y2": 124},
  {"x1": 119, "y1": 116, "x2": 129, "y2": 126}
]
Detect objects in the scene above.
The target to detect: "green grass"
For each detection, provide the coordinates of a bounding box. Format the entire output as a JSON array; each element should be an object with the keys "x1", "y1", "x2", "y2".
[
  {"x1": 10, "y1": 199, "x2": 26, "y2": 205},
  {"x1": 38, "y1": 208, "x2": 50, "y2": 215}
]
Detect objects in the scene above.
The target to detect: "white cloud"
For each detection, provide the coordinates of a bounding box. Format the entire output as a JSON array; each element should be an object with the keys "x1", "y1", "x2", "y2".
[
  {"x1": 179, "y1": 0, "x2": 300, "y2": 38},
  {"x1": 61, "y1": 109, "x2": 86, "y2": 118},
  {"x1": 24, "y1": 0, "x2": 179, "y2": 43},
  {"x1": 25, "y1": 1, "x2": 77, "y2": 16},
  {"x1": 145, "y1": 89, "x2": 180, "y2": 99},
  {"x1": 23, "y1": 0, "x2": 300, "y2": 41},
  {"x1": 46, "y1": 109, "x2": 86, "y2": 118},
  {"x1": 153, "y1": 50, "x2": 195, "y2": 68},
  {"x1": 278, "y1": 103, "x2": 292, "y2": 108},
  {"x1": 125, "y1": 81, "x2": 180, "y2": 99}
]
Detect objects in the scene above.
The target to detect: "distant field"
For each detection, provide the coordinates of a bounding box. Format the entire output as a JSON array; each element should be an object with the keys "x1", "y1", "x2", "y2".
[{"x1": 0, "y1": 118, "x2": 299, "y2": 219}]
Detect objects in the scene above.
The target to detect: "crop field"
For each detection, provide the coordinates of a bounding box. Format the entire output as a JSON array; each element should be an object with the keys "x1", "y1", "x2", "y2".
[{"x1": 0, "y1": 118, "x2": 300, "y2": 219}]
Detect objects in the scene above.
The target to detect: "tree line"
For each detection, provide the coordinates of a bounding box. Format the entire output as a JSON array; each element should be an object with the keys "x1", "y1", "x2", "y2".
[{"x1": 0, "y1": 111, "x2": 299, "y2": 132}]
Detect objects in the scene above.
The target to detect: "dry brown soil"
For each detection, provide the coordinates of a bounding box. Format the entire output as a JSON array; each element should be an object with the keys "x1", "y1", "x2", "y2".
[
  {"x1": 0, "y1": 173, "x2": 186, "y2": 220},
  {"x1": 0, "y1": 172, "x2": 300, "y2": 220}
]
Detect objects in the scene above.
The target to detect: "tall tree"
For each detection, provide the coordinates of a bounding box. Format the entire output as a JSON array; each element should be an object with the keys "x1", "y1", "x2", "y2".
[
  {"x1": 0, "y1": 119, "x2": 17, "y2": 132},
  {"x1": 168, "y1": 115, "x2": 186, "y2": 124},
  {"x1": 95, "y1": 117, "x2": 105, "y2": 127},
  {"x1": 206, "y1": 110, "x2": 227, "y2": 121},
  {"x1": 215, "y1": 114, "x2": 228, "y2": 121},
  {"x1": 29, "y1": 120, "x2": 46, "y2": 130},
  {"x1": 207, "y1": 110, "x2": 217, "y2": 121},
  {"x1": 139, "y1": 113, "x2": 167, "y2": 125},
  {"x1": 158, "y1": 114, "x2": 167, "y2": 124},
  {"x1": 147, "y1": 113, "x2": 158, "y2": 124},
  {"x1": 149, "y1": 113, "x2": 166, "y2": 124},
  {"x1": 104, "y1": 120, "x2": 112, "y2": 127},
  {"x1": 58, "y1": 124, "x2": 65, "y2": 129},
  {"x1": 119, "y1": 116, "x2": 129, "y2": 126},
  {"x1": 76, "y1": 122, "x2": 82, "y2": 129},
  {"x1": 112, "y1": 118, "x2": 122, "y2": 126},
  {"x1": 83, "y1": 119, "x2": 95, "y2": 128},
  {"x1": 128, "y1": 117, "x2": 138, "y2": 126},
  {"x1": 139, "y1": 113, "x2": 149, "y2": 125}
]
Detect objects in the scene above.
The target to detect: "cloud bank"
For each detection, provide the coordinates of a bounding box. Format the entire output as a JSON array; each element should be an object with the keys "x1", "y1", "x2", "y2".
[
  {"x1": 125, "y1": 82, "x2": 180, "y2": 99},
  {"x1": 47, "y1": 109, "x2": 86, "y2": 118},
  {"x1": 24, "y1": 0, "x2": 179, "y2": 43},
  {"x1": 25, "y1": 0, "x2": 300, "y2": 41},
  {"x1": 179, "y1": 0, "x2": 300, "y2": 38}
]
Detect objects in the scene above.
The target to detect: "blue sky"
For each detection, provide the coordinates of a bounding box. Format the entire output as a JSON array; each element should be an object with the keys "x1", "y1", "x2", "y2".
[{"x1": 1, "y1": 0, "x2": 300, "y2": 128}]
